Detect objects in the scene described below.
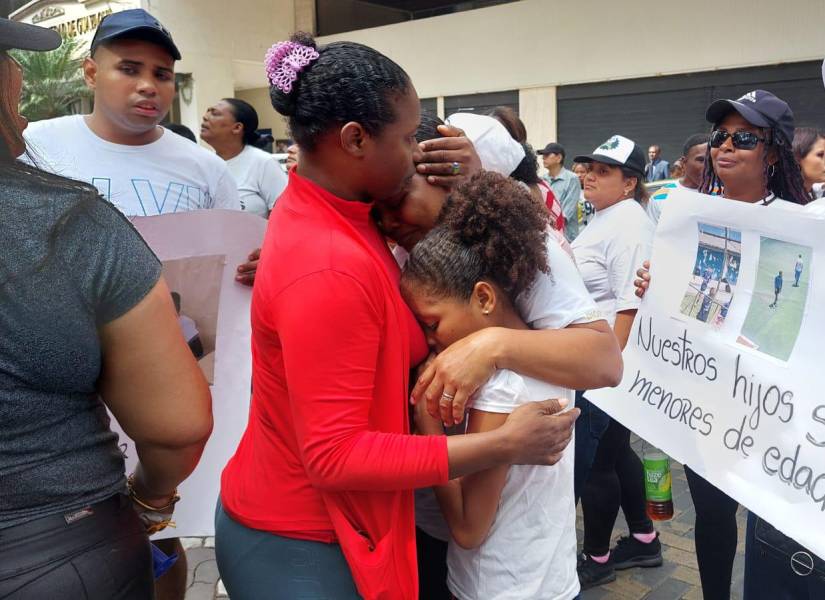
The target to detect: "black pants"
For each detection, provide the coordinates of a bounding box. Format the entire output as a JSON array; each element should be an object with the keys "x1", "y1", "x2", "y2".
[
  {"x1": 416, "y1": 527, "x2": 450, "y2": 600},
  {"x1": 0, "y1": 494, "x2": 153, "y2": 599},
  {"x1": 684, "y1": 466, "x2": 739, "y2": 600},
  {"x1": 581, "y1": 419, "x2": 653, "y2": 556}
]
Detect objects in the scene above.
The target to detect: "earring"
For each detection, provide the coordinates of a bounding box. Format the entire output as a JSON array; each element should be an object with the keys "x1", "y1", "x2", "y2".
[
  {"x1": 482, "y1": 309, "x2": 490, "y2": 315},
  {"x1": 767, "y1": 164, "x2": 777, "y2": 178}
]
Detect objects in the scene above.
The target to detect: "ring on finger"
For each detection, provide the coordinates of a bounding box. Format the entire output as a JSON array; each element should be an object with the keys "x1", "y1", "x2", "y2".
[
  {"x1": 450, "y1": 162, "x2": 461, "y2": 176},
  {"x1": 441, "y1": 391, "x2": 455, "y2": 400}
]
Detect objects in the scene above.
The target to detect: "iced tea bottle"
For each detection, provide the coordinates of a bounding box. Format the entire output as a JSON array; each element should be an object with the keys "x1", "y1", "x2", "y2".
[{"x1": 643, "y1": 444, "x2": 674, "y2": 520}]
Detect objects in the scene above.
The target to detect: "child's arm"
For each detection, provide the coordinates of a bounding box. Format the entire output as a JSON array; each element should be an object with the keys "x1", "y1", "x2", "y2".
[{"x1": 430, "y1": 409, "x2": 510, "y2": 550}]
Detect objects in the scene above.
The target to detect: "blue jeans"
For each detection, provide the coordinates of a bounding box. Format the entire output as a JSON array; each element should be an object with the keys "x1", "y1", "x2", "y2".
[
  {"x1": 215, "y1": 500, "x2": 360, "y2": 600},
  {"x1": 744, "y1": 512, "x2": 825, "y2": 599},
  {"x1": 574, "y1": 391, "x2": 611, "y2": 503}
]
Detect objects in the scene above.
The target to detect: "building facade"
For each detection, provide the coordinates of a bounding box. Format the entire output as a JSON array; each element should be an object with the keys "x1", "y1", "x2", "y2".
[{"x1": 13, "y1": 0, "x2": 825, "y2": 164}]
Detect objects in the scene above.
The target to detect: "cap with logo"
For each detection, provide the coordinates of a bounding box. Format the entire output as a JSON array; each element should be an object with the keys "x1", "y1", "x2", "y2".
[
  {"x1": 573, "y1": 135, "x2": 646, "y2": 177},
  {"x1": 537, "y1": 142, "x2": 565, "y2": 158},
  {"x1": 705, "y1": 89, "x2": 794, "y2": 144},
  {"x1": 0, "y1": 17, "x2": 61, "y2": 52},
  {"x1": 90, "y1": 9, "x2": 181, "y2": 60}
]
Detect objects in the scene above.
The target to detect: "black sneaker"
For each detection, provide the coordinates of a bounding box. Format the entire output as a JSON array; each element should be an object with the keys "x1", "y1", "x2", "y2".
[
  {"x1": 611, "y1": 533, "x2": 663, "y2": 570},
  {"x1": 577, "y1": 552, "x2": 616, "y2": 590}
]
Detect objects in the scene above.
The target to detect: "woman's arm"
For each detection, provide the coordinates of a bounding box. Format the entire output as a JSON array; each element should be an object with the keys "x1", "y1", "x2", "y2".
[
  {"x1": 99, "y1": 277, "x2": 213, "y2": 504},
  {"x1": 614, "y1": 310, "x2": 637, "y2": 350},
  {"x1": 276, "y1": 270, "x2": 579, "y2": 492},
  {"x1": 414, "y1": 321, "x2": 621, "y2": 425}
]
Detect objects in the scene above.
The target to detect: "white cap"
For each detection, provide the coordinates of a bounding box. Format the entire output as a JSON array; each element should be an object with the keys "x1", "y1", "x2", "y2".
[{"x1": 445, "y1": 112, "x2": 525, "y2": 176}]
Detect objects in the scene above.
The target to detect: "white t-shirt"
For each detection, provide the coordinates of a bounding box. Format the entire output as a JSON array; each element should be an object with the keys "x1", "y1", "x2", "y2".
[
  {"x1": 447, "y1": 370, "x2": 579, "y2": 600},
  {"x1": 225, "y1": 145, "x2": 287, "y2": 217},
  {"x1": 646, "y1": 180, "x2": 688, "y2": 223},
  {"x1": 23, "y1": 115, "x2": 241, "y2": 216},
  {"x1": 409, "y1": 233, "x2": 601, "y2": 541},
  {"x1": 571, "y1": 199, "x2": 655, "y2": 326}
]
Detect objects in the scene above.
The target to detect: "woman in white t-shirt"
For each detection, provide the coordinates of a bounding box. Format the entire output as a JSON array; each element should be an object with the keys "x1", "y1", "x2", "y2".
[
  {"x1": 635, "y1": 91, "x2": 820, "y2": 600},
  {"x1": 402, "y1": 172, "x2": 580, "y2": 600},
  {"x1": 570, "y1": 135, "x2": 659, "y2": 591},
  {"x1": 374, "y1": 113, "x2": 620, "y2": 599},
  {"x1": 200, "y1": 98, "x2": 287, "y2": 217}
]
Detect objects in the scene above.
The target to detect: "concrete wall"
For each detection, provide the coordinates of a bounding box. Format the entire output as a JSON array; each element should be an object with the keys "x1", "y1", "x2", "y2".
[
  {"x1": 318, "y1": 0, "x2": 825, "y2": 145},
  {"x1": 144, "y1": 0, "x2": 295, "y2": 137},
  {"x1": 235, "y1": 87, "x2": 289, "y2": 140}
]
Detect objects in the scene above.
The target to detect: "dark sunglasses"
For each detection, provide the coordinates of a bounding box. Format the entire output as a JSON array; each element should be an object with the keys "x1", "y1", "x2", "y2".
[{"x1": 710, "y1": 129, "x2": 767, "y2": 150}]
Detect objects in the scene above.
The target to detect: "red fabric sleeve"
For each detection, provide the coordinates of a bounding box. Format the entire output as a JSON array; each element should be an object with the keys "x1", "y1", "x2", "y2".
[{"x1": 275, "y1": 269, "x2": 449, "y2": 492}]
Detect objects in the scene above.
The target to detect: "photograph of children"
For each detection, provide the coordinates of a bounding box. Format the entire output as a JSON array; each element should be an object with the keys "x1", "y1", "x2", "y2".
[
  {"x1": 162, "y1": 255, "x2": 226, "y2": 384},
  {"x1": 679, "y1": 223, "x2": 741, "y2": 327},
  {"x1": 737, "y1": 238, "x2": 812, "y2": 361}
]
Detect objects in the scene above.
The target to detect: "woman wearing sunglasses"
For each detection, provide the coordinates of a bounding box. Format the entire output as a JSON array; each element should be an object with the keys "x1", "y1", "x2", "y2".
[{"x1": 636, "y1": 90, "x2": 820, "y2": 600}]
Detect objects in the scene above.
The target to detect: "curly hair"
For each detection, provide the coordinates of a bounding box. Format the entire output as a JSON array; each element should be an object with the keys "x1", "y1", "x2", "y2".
[
  {"x1": 401, "y1": 172, "x2": 550, "y2": 303},
  {"x1": 269, "y1": 32, "x2": 411, "y2": 152},
  {"x1": 700, "y1": 124, "x2": 809, "y2": 204}
]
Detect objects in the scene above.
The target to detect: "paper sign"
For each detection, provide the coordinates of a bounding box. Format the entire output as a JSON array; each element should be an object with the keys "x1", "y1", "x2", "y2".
[
  {"x1": 589, "y1": 190, "x2": 825, "y2": 560},
  {"x1": 112, "y1": 210, "x2": 266, "y2": 538}
]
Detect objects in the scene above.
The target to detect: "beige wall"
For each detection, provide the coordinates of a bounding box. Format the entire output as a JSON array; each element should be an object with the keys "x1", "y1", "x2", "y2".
[
  {"x1": 318, "y1": 0, "x2": 825, "y2": 99},
  {"x1": 235, "y1": 87, "x2": 289, "y2": 140},
  {"x1": 144, "y1": 0, "x2": 295, "y2": 137}
]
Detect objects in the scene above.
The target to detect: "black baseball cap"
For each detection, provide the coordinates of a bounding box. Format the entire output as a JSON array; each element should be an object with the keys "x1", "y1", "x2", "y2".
[
  {"x1": 90, "y1": 9, "x2": 181, "y2": 60},
  {"x1": 537, "y1": 142, "x2": 565, "y2": 157},
  {"x1": 573, "y1": 135, "x2": 647, "y2": 177},
  {"x1": 705, "y1": 90, "x2": 794, "y2": 144},
  {"x1": 0, "y1": 17, "x2": 61, "y2": 52}
]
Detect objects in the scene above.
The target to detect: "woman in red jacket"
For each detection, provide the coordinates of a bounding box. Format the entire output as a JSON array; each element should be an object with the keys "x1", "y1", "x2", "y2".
[{"x1": 216, "y1": 33, "x2": 581, "y2": 600}]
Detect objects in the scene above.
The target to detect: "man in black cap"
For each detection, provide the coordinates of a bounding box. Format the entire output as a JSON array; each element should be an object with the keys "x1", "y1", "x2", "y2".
[
  {"x1": 538, "y1": 142, "x2": 582, "y2": 241},
  {"x1": 23, "y1": 8, "x2": 240, "y2": 217}
]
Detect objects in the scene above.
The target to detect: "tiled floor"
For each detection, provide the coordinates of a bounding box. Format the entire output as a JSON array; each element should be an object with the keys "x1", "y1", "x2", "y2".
[{"x1": 183, "y1": 436, "x2": 746, "y2": 599}]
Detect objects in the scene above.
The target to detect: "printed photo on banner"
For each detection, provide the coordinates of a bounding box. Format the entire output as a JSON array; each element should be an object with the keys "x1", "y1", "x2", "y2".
[
  {"x1": 737, "y1": 238, "x2": 812, "y2": 362},
  {"x1": 162, "y1": 255, "x2": 226, "y2": 385},
  {"x1": 679, "y1": 223, "x2": 741, "y2": 327}
]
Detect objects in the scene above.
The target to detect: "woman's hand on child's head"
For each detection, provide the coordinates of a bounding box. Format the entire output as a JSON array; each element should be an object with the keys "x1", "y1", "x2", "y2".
[
  {"x1": 502, "y1": 398, "x2": 579, "y2": 466},
  {"x1": 634, "y1": 260, "x2": 651, "y2": 298},
  {"x1": 413, "y1": 124, "x2": 482, "y2": 188},
  {"x1": 411, "y1": 328, "x2": 499, "y2": 427}
]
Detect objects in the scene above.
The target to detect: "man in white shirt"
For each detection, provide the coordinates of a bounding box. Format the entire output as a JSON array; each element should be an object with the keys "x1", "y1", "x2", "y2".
[
  {"x1": 21, "y1": 10, "x2": 239, "y2": 600},
  {"x1": 23, "y1": 9, "x2": 240, "y2": 216},
  {"x1": 538, "y1": 142, "x2": 583, "y2": 242}
]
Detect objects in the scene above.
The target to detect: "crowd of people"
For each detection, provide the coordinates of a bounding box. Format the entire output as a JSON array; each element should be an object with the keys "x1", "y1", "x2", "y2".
[{"x1": 1, "y1": 7, "x2": 825, "y2": 600}]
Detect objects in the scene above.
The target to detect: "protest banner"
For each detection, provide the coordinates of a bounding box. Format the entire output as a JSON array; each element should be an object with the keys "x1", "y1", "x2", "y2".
[
  {"x1": 112, "y1": 209, "x2": 266, "y2": 538},
  {"x1": 588, "y1": 189, "x2": 825, "y2": 561}
]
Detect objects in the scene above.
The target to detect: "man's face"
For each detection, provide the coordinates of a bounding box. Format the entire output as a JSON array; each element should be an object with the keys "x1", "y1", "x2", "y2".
[
  {"x1": 542, "y1": 152, "x2": 562, "y2": 169},
  {"x1": 648, "y1": 146, "x2": 660, "y2": 161},
  {"x1": 84, "y1": 39, "x2": 176, "y2": 135}
]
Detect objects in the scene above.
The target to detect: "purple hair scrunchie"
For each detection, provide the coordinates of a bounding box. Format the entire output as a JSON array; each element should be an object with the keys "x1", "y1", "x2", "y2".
[{"x1": 264, "y1": 41, "x2": 319, "y2": 94}]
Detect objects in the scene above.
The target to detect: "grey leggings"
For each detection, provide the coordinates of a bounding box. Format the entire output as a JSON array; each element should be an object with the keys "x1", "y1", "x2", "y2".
[{"x1": 214, "y1": 500, "x2": 361, "y2": 600}]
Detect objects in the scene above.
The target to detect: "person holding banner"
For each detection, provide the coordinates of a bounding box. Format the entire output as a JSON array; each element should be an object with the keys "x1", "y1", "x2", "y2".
[
  {"x1": 216, "y1": 33, "x2": 581, "y2": 600},
  {"x1": 635, "y1": 90, "x2": 820, "y2": 600},
  {"x1": 567, "y1": 135, "x2": 660, "y2": 589},
  {"x1": 0, "y1": 19, "x2": 213, "y2": 598}
]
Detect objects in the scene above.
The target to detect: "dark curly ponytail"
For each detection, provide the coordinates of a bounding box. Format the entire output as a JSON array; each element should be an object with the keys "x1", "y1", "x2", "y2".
[
  {"x1": 402, "y1": 172, "x2": 550, "y2": 303},
  {"x1": 268, "y1": 32, "x2": 412, "y2": 152}
]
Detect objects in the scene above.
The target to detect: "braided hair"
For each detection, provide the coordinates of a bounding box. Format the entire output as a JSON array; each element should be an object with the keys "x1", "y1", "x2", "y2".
[
  {"x1": 269, "y1": 32, "x2": 411, "y2": 152},
  {"x1": 699, "y1": 126, "x2": 808, "y2": 205},
  {"x1": 401, "y1": 172, "x2": 549, "y2": 303}
]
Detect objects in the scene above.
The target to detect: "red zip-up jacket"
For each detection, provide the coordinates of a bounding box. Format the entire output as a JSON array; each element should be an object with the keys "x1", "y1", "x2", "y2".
[{"x1": 220, "y1": 170, "x2": 449, "y2": 599}]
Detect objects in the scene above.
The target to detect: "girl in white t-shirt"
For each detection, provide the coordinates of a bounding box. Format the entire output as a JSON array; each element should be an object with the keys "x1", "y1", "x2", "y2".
[{"x1": 401, "y1": 171, "x2": 579, "y2": 600}]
